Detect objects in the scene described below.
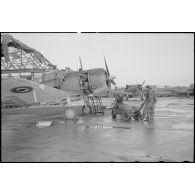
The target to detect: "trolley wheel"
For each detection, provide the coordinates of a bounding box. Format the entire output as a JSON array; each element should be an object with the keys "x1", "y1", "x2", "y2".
[
  {"x1": 121, "y1": 112, "x2": 131, "y2": 121},
  {"x1": 133, "y1": 111, "x2": 142, "y2": 121},
  {"x1": 82, "y1": 105, "x2": 92, "y2": 114},
  {"x1": 112, "y1": 108, "x2": 117, "y2": 119}
]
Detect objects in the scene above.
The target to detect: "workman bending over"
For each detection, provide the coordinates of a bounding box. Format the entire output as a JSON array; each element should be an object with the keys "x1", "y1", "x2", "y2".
[
  {"x1": 114, "y1": 93, "x2": 124, "y2": 107},
  {"x1": 141, "y1": 85, "x2": 156, "y2": 121}
]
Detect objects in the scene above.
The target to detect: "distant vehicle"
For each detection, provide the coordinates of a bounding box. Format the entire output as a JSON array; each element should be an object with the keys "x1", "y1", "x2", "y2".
[
  {"x1": 168, "y1": 84, "x2": 194, "y2": 98},
  {"x1": 112, "y1": 81, "x2": 145, "y2": 100}
]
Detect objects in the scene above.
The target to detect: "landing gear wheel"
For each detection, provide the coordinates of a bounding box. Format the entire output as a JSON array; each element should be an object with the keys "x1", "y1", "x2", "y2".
[
  {"x1": 64, "y1": 108, "x2": 76, "y2": 120},
  {"x1": 82, "y1": 105, "x2": 92, "y2": 114},
  {"x1": 112, "y1": 108, "x2": 117, "y2": 119},
  {"x1": 122, "y1": 112, "x2": 131, "y2": 121},
  {"x1": 133, "y1": 111, "x2": 142, "y2": 121}
]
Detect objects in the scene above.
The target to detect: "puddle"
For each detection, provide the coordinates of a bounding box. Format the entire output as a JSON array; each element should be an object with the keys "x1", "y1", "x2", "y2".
[
  {"x1": 2, "y1": 123, "x2": 23, "y2": 131},
  {"x1": 76, "y1": 118, "x2": 85, "y2": 124},
  {"x1": 172, "y1": 123, "x2": 193, "y2": 130},
  {"x1": 156, "y1": 108, "x2": 189, "y2": 113},
  {"x1": 35, "y1": 121, "x2": 53, "y2": 128},
  {"x1": 117, "y1": 154, "x2": 174, "y2": 162},
  {"x1": 79, "y1": 125, "x2": 131, "y2": 130}
]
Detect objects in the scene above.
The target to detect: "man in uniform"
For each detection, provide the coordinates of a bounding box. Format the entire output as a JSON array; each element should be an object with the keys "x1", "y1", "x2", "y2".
[
  {"x1": 141, "y1": 85, "x2": 156, "y2": 122},
  {"x1": 80, "y1": 75, "x2": 92, "y2": 95},
  {"x1": 148, "y1": 89, "x2": 157, "y2": 121},
  {"x1": 115, "y1": 93, "x2": 124, "y2": 107}
]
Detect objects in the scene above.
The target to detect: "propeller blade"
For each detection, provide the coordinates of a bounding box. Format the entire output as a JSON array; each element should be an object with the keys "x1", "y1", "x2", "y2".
[
  {"x1": 104, "y1": 56, "x2": 117, "y2": 88},
  {"x1": 107, "y1": 75, "x2": 116, "y2": 80},
  {"x1": 104, "y1": 56, "x2": 110, "y2": 76},
  {"x1": 141, "y1": 80, "x2": 145, "y2": 86},
  {"x1": 111, "y1": 79, "x2": 116, "y2": 85},
  {"x1": 107, "y1": 80, "x2": 112, "y2": 96},
  {"x1": 79, "y1": 57, "x2": 83, "y2": 70}
]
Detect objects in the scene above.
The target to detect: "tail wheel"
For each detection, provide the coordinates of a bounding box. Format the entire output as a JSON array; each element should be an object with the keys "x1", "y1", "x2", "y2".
[
  {"x1": 112, "y1": 108, "x2": 117, "y2": 119},
  {"x1": 82, "y1": 105, "x2": 92, "y2": 114},
  {"x1": 64, "y1": 108, "x2": 76, "y2": 119}
]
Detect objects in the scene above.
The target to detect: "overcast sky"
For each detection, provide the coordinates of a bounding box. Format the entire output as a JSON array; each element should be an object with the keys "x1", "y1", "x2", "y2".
[{"x1": 10, "y1": 33, "x2": 194, "y2": 87}]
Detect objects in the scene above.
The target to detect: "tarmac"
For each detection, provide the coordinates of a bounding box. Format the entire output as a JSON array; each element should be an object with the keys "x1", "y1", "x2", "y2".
[{"x1": 1, "y1": 97, "x2": 194, "y2": 162}]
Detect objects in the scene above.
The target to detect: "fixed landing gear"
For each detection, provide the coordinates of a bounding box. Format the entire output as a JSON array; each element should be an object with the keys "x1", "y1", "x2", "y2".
[
  {"x1": 82, "y1": 96, "x2": 104, "y2": 115},
  {"x1": 82, "y1": 105, "x2": 92, "y2": 114},
  {"x1": 64, "y1": 108, "x2": 76, "y2": 120}
]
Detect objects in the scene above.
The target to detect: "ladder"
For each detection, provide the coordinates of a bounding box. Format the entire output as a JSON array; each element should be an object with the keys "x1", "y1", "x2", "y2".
[
  {"x1": 87, "y1": 96, "x2": 104, "y2": 115},
  {"x1": 2, "y1": 95, "x2": 30, "y2": 109}
]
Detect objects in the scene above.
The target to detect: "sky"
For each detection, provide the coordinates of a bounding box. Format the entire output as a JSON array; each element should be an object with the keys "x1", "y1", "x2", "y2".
[{"x1": 10, "y1": 33, "x2": 194, "y2": 87}]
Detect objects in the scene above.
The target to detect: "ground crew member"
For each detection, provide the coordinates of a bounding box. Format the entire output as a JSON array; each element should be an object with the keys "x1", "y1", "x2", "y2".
[
  {"x1": 114, "y1": 93, "x2": 124, "y2": 107},
  {"x1": 141, "y1": 85, "x2": 156, "y2": 121},
  {"x1": 80, "y1": 75, "x2": 92, "y2": 95},
  {"x1": 83, "y1": 81, "x2": 93, "y2": 95},
  {"x1": 137, "y1": 84, "x2": 144, "y2": 101},
  {"x1": 148, "y1": 89, "x2": 157, "y2": 121}
]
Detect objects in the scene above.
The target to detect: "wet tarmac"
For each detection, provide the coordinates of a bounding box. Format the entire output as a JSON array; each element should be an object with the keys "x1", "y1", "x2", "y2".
[{"x1": 1, "y1": 97, "x2": 194, "y2": 162}]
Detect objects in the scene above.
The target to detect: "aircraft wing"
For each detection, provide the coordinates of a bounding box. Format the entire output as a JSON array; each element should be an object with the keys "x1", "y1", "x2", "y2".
[{"x1": 1, "y1": 78, "x2": 72, "y2": 106}]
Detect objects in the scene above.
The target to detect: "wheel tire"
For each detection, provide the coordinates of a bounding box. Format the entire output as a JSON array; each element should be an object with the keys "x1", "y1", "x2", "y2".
[
  {"x1": 133, "y1": 111, "x2": 142, "y2": 121},
  {"x1": 82, "y1": 105, "x2": 92, "y2": 114},
  {"x1": 64, "y1": 108, "x2": 76, "y2": 119},
  {"x1": 112, "y1": 108, "x2": 117, "y2": 119},
  {"x1": 122, "y1": 112, "x2": 131, "y2": 121}
]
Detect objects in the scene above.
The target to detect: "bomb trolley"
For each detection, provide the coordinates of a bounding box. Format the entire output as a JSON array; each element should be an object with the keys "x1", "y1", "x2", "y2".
[{"x1": 111, "y1": 102, "x2": 143, "y2": 121}]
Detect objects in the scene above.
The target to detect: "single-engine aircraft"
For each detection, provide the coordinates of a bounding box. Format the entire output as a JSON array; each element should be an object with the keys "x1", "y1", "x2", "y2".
[
  {"x1": 35, "y1": 56, "x2": 116, "y2": 97},
  {"x1": 34, "y1": 57, "x2": 116, "y2": 113}
]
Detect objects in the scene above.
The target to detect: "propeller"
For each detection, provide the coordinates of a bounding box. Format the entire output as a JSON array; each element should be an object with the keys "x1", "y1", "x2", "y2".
[
  {"x1": 141, "y1": 80, "x2": 145, "y2": 86},
  {"x1": 104, "y1": 56, "x2": 116, "y2": 85},
  {"x1": 104, "y1": 56, "x2": 116, "y2": 96},
  {"x1": 79, "y1": 56, "x2": 83, "y2": 71},
  {"x1": 138, "y1": 80, "x2": 145, "y2": 100}
]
